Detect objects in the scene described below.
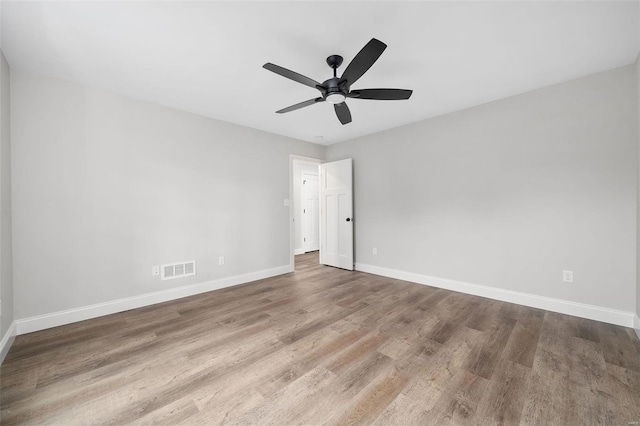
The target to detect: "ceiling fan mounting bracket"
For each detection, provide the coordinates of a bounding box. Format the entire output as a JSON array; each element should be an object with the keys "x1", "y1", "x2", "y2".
[{"x1": 326, "y1": 55, "x2": 343, "y2": 70}]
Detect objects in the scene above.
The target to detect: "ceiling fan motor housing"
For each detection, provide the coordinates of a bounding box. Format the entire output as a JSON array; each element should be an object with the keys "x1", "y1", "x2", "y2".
[
  {"x1": 323, "y1": 77, "x2": 348, "y2": 92},
  {"x1": 322, "y1": 77, "x2": 348, "y2": 104}
]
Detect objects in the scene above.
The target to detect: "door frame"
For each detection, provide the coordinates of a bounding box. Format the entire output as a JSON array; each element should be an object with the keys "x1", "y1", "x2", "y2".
[
  {"x1": 302, "y1": 172, "x2": 320, "y2": 253},
  {"x1": 289, "y1": 155, "x2": 322, "y2": 271}
]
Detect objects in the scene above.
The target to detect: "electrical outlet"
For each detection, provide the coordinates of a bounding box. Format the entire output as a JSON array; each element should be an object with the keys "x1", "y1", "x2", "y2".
[
  {"x1": 152, "y1": 266, "x2": 160, "y2": 276},
  {"x1": 562, "y1": 270, "x2": 573, "y2": 283},
  {"x1": 219, "y1": 256, "x2": 225, "y2": 266},
  {"x1": 372, "y1": 247, "x2": 378, "y2": 255}
]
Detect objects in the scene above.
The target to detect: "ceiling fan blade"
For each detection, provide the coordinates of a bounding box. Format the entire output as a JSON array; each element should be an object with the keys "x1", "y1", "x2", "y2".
[
  {"x1": 263, "y1": 63, "x2": 322, "y2": 90},
  {"x1": 276, "y1": 97, "x2": 325, "y2": 114},
  {"x1": 334, "y1": 102, "x2": 352, "y2": 125},
  {"x1": 340, "y1": 38, "x2": 387, "y2": 86},
  {"x1": 348, "y1": 89, "x2": 413, "y2": 100}
]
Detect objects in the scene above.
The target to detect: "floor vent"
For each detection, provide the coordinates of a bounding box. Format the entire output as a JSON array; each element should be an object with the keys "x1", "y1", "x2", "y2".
[{"x1": 161, "y1": 260, "x2": 197, "y2": 281}]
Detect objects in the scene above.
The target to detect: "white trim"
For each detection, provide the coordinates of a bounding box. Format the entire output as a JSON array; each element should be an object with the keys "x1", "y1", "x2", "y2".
[
  {"x1": 355, "y1": 263, "x2": 635, "y2": 328},
  {"x1": 16, "y1": 265, "x2": 292, "y2": 335},
  {"x1": 634, "y1": 314, "x2": 640, "y2": 341},
  {"x1": 289, "y1": 154, "x2": 322, "y2": 270},
  {"x1": 294, "y1": 248, "x2": 305, "y2": 255},
  {"x1": 0, "y1": 321, "x2": 17, "y2": 365},
  {"x1": 302, "y1": 171, "x2": 320, "y2": 254}
]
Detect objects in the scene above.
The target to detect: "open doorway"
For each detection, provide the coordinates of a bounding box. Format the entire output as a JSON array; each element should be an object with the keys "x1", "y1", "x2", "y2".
[{"x1": 290, "y1": 156, "x2": 321, "y2": 271}]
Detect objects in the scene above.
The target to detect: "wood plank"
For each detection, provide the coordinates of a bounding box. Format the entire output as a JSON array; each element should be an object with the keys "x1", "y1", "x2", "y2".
[
  {"x1": 601, "y1": 362, "x2": 640, "y2": 424},
  {"x1": 371, "y1": 393, "x2": 427, "y2": 425},
  {"x1": 474, "y1": 359, "x2": 530, "y2": 425},
  {"x1": 464, "y1": 317, "x2": 516, "y2": 379},
  {"x1": 519, "y1": 335, "x2": 610, "y2": 426},
  {"x1": 501, "y1": 320, "x2": 542, "y2": 368},
  {"x1": 336, "y1": 368, "x2": 409, "y2": 426},
  {"x1": 232, "y1": 367, "x2": 337, "y2": 426},
  {"x1": 424, "y1": 369, "x2": 489, "y2": 425}
]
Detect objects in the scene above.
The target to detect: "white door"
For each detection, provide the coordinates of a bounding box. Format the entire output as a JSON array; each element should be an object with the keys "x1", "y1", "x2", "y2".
[
  {"x1": 320, "y1": 158, "x2": 353, "y2": 270},
  {"x1": 302, "y1": 173, "x2": 320, "y2": 252}
]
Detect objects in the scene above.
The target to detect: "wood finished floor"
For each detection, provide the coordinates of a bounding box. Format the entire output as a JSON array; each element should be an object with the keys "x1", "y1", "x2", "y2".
[{"x1": 1, "y1": 252, "x2": 640, "y2": 425}]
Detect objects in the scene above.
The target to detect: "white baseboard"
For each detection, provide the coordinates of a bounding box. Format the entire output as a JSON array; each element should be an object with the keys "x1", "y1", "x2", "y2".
[
  {"x1": 634, "y1": 314, "x2": 640, "y2": 341},
  {"x1": 294, "y1": 248, "x2": 305, "y2": 255},
  {"x1": 355, "y1": 263, "x2": 635, "y2": 328},
  {"x1": 16, "y1": 264, "x2": 293, "y2": 335},
  {"x1": 0, "y1": 321, "x2": 17, "y2": 365}
]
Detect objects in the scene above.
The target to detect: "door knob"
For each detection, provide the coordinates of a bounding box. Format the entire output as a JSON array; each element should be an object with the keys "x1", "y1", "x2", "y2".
[{"x1": 346, "y1": 218, "x2": 351, "y2": 222}]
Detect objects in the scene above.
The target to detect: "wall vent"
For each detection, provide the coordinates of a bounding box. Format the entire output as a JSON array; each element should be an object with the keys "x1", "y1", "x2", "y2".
[{"x1": 161, "y1": 260, "x2": 196, "y2": 281}]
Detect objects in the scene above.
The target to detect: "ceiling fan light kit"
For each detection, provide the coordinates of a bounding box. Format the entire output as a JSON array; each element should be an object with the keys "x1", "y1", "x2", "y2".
[
  {"x1": 326, "y1": 93, "x2": 346, "y2": 105},
  {"x1": 263, "y1": 38, "x2": 413, "y2": 125}
]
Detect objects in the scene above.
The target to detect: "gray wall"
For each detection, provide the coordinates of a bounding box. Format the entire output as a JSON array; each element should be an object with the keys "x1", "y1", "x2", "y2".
[
  {"x1": 327, "y1": 65, "x2": 637, "y2": 313},
  {"x1": 0, "y1": 50, "x2": 13, "y2": 337},
  {"x1": 11, "y1": 70, "x2": 324, "y2": 319},
  {"x1": 7, "y1": 63, "x2": 639, "y2": 323}
]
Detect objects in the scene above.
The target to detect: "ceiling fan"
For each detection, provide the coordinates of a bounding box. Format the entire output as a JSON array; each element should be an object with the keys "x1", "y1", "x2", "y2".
[{"x1": 263, "y1": 38, "x2": 413, "y2": 125}]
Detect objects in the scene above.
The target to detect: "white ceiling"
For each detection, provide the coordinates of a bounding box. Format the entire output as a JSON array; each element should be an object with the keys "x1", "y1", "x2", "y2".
[{"x1": 1, "y1": 1, "x2": 638, "y2": 145}]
